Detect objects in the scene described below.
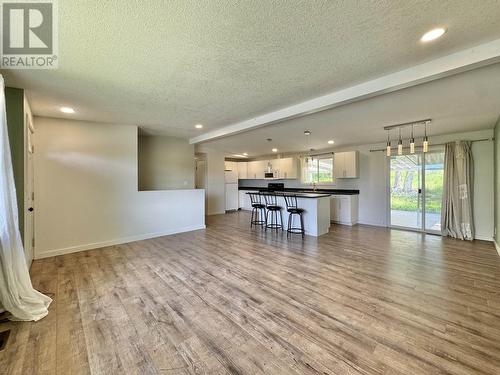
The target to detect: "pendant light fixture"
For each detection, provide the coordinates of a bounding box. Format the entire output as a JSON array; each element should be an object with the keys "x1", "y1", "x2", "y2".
[
  {"x1": 383, "y1": 119, "x2": 431, "y2": 157},
  {"x1": 423, "y1": 121, "x2": 429, "y2": 153},
  {"x1": 397, "y1": 128, "x2": 403, "y2": 155},
  {"x1": 386, "y1": 130, "x2": 391, "y2": 157},
  {"x1": 409, "y1": 125, "x2": 415, "y2": 154}
]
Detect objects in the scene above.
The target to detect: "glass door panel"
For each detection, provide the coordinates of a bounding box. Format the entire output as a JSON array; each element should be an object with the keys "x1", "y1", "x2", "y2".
[
  {"x1": 424, "y1": 152, "x2": 445, "y2": 232},
  {"x1": 390, "y1": 154, "x2": 422, "y2": 229}
]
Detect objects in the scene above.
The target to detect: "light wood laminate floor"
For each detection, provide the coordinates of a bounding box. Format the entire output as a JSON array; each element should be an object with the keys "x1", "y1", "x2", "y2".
[{"x1": 1, "y1": 211, "x2": 500, "y2": 374}]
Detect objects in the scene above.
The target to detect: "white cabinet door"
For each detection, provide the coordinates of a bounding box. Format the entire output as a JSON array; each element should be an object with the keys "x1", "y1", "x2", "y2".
[
  {"x1": 343, "y1": 151, "x2": 358, "y2": 178},
  {"x1": 330, "y1": 196, "x2": 341, "y2": 222},
  {"x1": 247, "y1": 161, "x2": 257, "y2": 179},
  {"x1": 333, "y1": 151, "x2": 358, "y2": 178},
  {"x1": 238, "y1": 162, "x2": 248, "y2": 179},
  {"x1": 225, "y1": 161, "x2": 238, "y2": 172},
  {"x1": 330, "y1": 195, "x2": 358, "y2": 225},
  {"x1": 333, "y1": 153, "x2": 345, "y2": 178},
  {"x1": 255, "y1": 160, "x2": 267, "y2": 179},
  {"x1": 338, "y1": 197, "x2": 350, "y2": 223},
  {"x1": 277, "y1": 158, "x2": 298, "y2": 179}
]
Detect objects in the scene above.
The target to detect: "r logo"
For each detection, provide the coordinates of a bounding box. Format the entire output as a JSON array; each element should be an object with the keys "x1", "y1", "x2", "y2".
[{"x1": 2, "y1": 2, "x2": 53, "y2": 54}]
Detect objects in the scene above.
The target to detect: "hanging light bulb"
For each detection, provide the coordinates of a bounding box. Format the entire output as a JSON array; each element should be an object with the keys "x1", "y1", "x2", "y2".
[
  {"x1": 423, "y1": 121, "x2": 429, "y2": 153},
  {"x1": 410, "y1": 124, "x2": 415, "y2": 154},
  {"x1": 397, "y1": 127, "x2": 403, "y2": 155},
  {"x1": 386, "y1": 130, "x2": 391, "y2": 157}
]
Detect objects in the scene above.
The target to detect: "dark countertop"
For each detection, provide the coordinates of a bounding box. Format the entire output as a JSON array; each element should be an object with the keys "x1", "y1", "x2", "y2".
[
  {"x1": 239, "y1": 187, "x2": 359, "y2": 195},
  {"x1": 245, "y1": 191, "x2": 330, "y2": 199}
]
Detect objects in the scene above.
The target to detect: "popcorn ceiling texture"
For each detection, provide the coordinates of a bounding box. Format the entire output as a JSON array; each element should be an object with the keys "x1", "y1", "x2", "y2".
[{"x1": 3, "y1": 0, "x2": 500, "y2": 137}]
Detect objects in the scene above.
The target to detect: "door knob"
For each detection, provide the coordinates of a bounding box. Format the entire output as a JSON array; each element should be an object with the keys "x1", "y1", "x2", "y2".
[{"x1": 28, "y1": 207, "x2": 34, "y2": 212}]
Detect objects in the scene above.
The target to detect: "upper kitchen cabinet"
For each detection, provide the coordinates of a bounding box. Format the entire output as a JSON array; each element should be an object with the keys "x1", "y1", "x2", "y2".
[
  {"x1": 224, "y1": 161, "x2": 238, "y2": 172},
  {"x1": 276, "y1": 157, "x2": 298, "y2": 179},
  {"x1": 238, "y1": 162, "x2": 248, "y2": 179},
  {"x1": 237, "y1": 158, "x2": 298, "y2": 179},
  {"x1": 333, "y1": 151, "x2": 359, "y2": 178},
  {"x1": 246, "y1": 160, "x2": 266, "y2": 179}
]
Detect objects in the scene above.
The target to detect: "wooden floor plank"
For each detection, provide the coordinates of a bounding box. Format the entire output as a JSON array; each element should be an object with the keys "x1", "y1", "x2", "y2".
[{"x1": 2, "y1": 211, "x2": 500, "y2": 374}]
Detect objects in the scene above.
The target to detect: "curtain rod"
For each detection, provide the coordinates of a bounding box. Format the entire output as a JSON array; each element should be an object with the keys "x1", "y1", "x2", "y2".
[
  {"x1": 369, "y1": 138, "x2": 493, "y2": 152},
  {"x1": 306, "y1": 151, "x2": 334, "y2": 157}
]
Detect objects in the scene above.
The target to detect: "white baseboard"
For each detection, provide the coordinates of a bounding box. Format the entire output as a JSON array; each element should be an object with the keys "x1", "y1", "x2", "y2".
[
  {"x1": 34, "y1": 224, "x2": 206, "y2": 260},
  {"x1": 495, "y1": 240, "x2": 500, "y2": 257},
  {"x1": 357, "y1": 220, "x2": 387, "y2": 228},
  {"x1": 474, "y1": 235, "x2": 494, "y2": 242}
]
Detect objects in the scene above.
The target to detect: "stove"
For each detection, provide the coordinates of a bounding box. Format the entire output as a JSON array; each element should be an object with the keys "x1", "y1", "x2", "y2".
[{"x1": 267, "y1": 182, "x2": 285, "y2": 192}]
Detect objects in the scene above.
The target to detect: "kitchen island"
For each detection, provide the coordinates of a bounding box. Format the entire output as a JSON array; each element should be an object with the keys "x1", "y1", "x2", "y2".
[{"x1": 245, "y1": 192, "x2": 331, "y2": 236}]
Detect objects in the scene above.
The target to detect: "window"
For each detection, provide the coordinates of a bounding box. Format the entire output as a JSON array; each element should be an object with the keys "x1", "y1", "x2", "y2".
[{"x1": 302, "y1": 156, "x2": 333, "y2": 184}]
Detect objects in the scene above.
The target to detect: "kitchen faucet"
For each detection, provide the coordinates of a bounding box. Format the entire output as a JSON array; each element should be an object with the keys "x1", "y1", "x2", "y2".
[{"x1": 312, "y1": 182, "x2": 317, "y2": 192}]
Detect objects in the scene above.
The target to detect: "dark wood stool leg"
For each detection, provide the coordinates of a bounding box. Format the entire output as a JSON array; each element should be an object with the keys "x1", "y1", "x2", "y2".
[{"x1": 300, "y1": 212, "x2": 305, "y2": 238}]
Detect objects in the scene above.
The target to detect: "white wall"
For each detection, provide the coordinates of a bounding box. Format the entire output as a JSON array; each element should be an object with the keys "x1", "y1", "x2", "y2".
[
  {"x1": 239, "y1": 129, "x2": 495, "y2": 239},
  {"x1": 195, "y1": 145, "x2": 226, "y2": 215},
  {"x1": 138, "y1": 135, "x2": 195, "y2": 190},
  {"x1": 34, "y1": 117, "x2": 205, "y2": 259}
]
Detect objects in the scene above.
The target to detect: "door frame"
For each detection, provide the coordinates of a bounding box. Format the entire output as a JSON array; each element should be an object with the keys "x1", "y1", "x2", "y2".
[
  {"x1": 23, "y1": 106, "x2": 35, "y2": 265},
  {"x1": 386, "y1": 150, "x2": 443, "y2": 235},
  {"x1": 195, "y1": 155, "x2": 208, "y2": 213}
]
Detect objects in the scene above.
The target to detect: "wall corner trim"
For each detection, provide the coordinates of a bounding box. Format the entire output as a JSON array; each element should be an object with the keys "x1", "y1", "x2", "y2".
[{"x1": 34, "y1": 225, "x2": 206, "y2": 260}]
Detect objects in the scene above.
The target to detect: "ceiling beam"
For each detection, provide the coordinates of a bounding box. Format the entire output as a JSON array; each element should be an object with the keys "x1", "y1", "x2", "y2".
[{"x1": 190, "y1": 38, "x2": 500, "y2": 144}]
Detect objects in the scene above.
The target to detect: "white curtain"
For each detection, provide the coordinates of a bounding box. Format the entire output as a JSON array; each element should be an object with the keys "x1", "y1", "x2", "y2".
[
  {"x1": 0, "y1": 75, "x2": 51, "y2": 321},
  {"x1": 441, "y1": 141, "x2": 474, "y2": 240}
]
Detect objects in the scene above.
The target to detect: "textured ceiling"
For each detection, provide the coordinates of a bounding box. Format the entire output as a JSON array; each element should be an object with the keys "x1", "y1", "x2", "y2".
[
  {"x1": 2, "y1": 1, "x2": 500, "y2": 138},
  {"x1": 200, "y1": 63, "x2": 500, "y2": 156}
]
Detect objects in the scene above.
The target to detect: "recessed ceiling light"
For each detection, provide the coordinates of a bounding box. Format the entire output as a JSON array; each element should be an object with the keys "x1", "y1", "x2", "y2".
[
  {"x1": 195, "y1": 124, "x2": 203, "y2": 129},
  {"x1": 60, "y1": 107, "x2": 75, "y2": 114},
  {"x1": 272, "y1": 148, "x2": 278, "y2": 153},
  {"x1": 420, "y1": 28, "x2": 446, "y2": 42},
  {"x1": 243, "y1": 153, "x2": 248, "y2": 156},
  {"x1": 328, "y1": 140, "x2": 334, "y2": 144}
]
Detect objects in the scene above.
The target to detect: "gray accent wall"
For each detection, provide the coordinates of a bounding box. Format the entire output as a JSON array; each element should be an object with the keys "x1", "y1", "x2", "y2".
[
  {"x1": 5, "y1": 87, "x2": 25, "y2": 242},
  {"x1": 138, "y1": 135, "x2": 195, "y2": 191}
]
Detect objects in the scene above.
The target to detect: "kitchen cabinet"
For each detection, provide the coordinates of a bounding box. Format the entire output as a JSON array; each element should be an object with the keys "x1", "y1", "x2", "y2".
[
  {"x1": 330, "y1": 194, "x2": 358, "y2": 225},
  {"x1": 276, "y1": 157, "x2": 298, "y2": 179},
  {"x1": 238, "y1": 162, "x2": 248, "y2": 179},
  {"x1": 333, "y1": 151, "x2": 358, "y2": 178},
  {"x1": 225, "y1": 161, "x2": 238, "y2": 172},
  {"x1": 237, "y1": 158, "x2": 298, "y2": 180},
  {"x1": 247, "y1": 160, "x2": 267, "y2": 179}
]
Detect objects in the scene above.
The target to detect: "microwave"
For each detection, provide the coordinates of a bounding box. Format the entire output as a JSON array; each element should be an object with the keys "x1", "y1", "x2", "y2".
[{"x1": 264, "y1": 172, "x2": 277, "y2": 179}]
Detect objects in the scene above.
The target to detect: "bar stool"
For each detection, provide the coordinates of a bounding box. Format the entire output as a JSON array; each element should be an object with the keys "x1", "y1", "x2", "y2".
[
  {"x1": 248, "y1": 192, "x2": 266, "y2": 227},
  {"x1": 284, "y1": 195, "x2": 305, "y2": 238},
  {"x1": 263, "y1": 193, "x2": 283, "y2": 231}
]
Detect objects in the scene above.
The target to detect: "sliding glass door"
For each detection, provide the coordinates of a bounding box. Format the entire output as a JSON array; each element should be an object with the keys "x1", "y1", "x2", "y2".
[
  {"x1": 389, "y1": 150, "x2": 444, "y2": 233},
  {"x1": 423, "y1": 151, "x2": 444, "y2": 232}
]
